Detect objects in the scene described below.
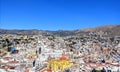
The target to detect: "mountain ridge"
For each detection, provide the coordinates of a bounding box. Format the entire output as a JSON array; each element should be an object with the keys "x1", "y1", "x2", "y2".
[{"x1": 0, "y1": 24, "x2": 120, "y2": 37}]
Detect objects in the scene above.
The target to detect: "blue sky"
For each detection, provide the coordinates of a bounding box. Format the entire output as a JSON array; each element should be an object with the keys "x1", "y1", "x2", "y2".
[{"x1": 0, "y1": 0, "x2": 120, "y2": 30}]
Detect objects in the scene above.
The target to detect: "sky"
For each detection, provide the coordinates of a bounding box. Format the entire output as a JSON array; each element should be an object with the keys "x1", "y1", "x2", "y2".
[{"x1": 0, "y1": 0, "x2": 120, "y2": 30}]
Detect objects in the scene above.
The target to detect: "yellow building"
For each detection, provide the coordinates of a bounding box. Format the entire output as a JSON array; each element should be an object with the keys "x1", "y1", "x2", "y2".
[{"x1": 47, "y1": 54, "x2": 73, "y2": 71}]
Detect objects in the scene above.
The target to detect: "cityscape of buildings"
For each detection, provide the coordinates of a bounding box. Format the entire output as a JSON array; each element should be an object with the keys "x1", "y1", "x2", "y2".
[{"x1": 0, "y1": 28, "x2": 120, "y2": 72}]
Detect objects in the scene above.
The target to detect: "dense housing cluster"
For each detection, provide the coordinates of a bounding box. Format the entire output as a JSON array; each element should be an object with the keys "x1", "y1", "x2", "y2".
[{"x1": 0, "y1": 31, "x2": 120, "y2": 72}]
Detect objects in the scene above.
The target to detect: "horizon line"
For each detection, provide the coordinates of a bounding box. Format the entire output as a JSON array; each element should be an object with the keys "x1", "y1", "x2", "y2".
[{"x1": 0, "y1": 24, "x2": 119, "y2": 31}]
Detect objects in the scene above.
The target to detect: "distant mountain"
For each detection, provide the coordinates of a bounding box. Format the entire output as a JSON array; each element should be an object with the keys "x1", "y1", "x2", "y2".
[
  {"x1": 48, "y1": 25, "x2": 120, "y2": 36},
  {"x1": 0, "y1": 24, "x2": 120, "y2": 36},
  {"x1": 47, "y1": 30, "x2": 76, "y2": 37},
  {"x1": 0, "y1": 29, "x2": 43, "y2": 35}
]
